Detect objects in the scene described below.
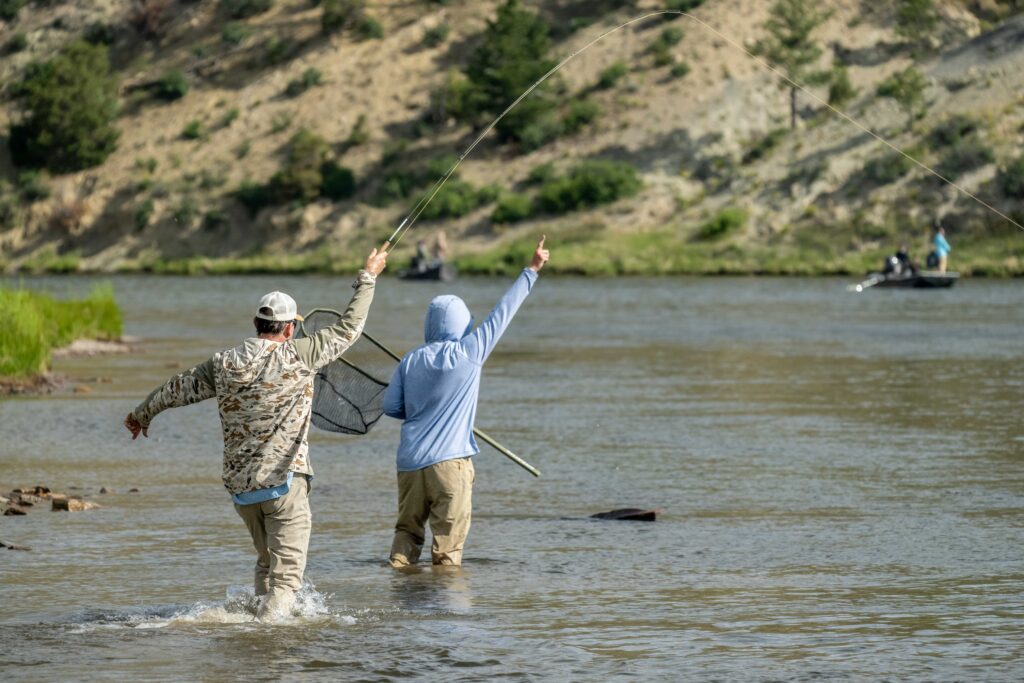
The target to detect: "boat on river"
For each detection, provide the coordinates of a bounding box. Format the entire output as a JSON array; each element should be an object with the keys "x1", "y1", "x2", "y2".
[
  {"x1": 398, "y1": 262, "x2": 457, "y2": 282},
  {"x1": 850, "y1": 271, "x2": 959, "y2": 292}
]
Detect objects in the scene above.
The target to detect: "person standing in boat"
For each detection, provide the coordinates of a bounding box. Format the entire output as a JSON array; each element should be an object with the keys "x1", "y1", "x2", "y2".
[
  {"x1": 382, "y1": 236, "x2": 549, "y2": 568},
  {"x1": 123, "y1": 247, "x2": 387, "y2": 621},
  {"x1": 932, "y1": 225, "x2": 952, "y2": 273}
]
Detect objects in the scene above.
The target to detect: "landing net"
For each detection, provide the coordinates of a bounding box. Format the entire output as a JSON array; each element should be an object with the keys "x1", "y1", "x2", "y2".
[{"x1": 297, "y1": 309, "x2": 396, "y2": 435}]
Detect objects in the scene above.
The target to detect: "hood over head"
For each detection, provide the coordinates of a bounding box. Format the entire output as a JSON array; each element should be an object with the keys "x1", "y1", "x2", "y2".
[{"x1": 424, "y1": 295, "x2": 473, "y2": 343}]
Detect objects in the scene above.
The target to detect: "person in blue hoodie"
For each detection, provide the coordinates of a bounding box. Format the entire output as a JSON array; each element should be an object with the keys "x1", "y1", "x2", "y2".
[{"x1": 382, "y1": 236, "x2": 550, "y2": 567}]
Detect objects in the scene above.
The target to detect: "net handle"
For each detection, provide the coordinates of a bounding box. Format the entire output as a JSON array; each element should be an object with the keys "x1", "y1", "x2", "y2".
[{"x1": 300, "y1": 308, "x2": 541, "y2": 478}]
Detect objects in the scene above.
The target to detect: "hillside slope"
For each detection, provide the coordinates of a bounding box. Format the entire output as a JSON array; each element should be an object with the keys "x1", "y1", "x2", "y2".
[{"x1": 0, "y1": 0, "x2": 1022, "y2": 275}]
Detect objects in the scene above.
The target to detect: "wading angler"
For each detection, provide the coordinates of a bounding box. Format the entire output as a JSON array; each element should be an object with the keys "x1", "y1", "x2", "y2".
[{"x1": 124, "y1": 247, "x2": 387, "y2": 621}]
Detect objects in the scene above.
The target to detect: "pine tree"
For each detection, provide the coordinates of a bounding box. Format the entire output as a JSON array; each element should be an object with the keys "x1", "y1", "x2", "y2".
[
  {"x1": 462, "y1": 0, "x2": 556, "y2": 146},
  {"x1": 754, "y1": 0, "x2": 831, "y2": 129}
]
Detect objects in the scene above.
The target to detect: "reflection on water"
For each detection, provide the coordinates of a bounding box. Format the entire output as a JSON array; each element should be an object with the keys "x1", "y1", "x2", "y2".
[{"x1": 1, "y1": 275, "x2": 1022, "y2": 680}]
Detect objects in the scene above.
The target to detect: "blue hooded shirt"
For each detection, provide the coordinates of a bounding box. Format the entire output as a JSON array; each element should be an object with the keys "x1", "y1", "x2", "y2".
[{"x1": 383, "y1": 268, "x2": 539, "y2": 472}]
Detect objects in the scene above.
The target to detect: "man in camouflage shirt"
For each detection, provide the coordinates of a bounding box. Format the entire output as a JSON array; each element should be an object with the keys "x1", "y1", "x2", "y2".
[{"x1": 124, "y1": 247, "x2": 387, "y2": 621}]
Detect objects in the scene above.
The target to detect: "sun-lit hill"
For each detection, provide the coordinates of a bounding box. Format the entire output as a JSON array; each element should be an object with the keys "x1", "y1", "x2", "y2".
[{"x1": 0, "y1": 0, "x2": 1022, "y2": 275}]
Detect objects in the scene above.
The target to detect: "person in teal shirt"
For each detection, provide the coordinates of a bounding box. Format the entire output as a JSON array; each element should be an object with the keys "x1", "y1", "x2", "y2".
[{"x1": 933, "y1": 226, "x2": 952, "y2": 272}]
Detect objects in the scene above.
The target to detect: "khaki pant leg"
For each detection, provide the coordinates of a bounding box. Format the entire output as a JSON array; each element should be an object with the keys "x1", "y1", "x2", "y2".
[
  {"x1": 390, "y1": 469, "x2": 429, "y2": 567},
  {"x1": 258, "y1": 476, "x2": 312, "y2": 620},
  {"x1": 234, "y1": 500, "x2": 271, "y2": 596},
  {"x1": 425, "y1": 457, "x2": 474, "y2": 566}
]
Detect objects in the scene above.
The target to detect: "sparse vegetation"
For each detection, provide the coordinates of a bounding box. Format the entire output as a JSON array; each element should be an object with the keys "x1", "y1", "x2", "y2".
[
  {"x1": 876, "y1": 67, "x2": 927, "y2": 130},
  {"x1": 562, "y1": 99, "x2": 600, "y2": 135},
  {"x1": 9, "y1": 41, "x2": 119, "y2": 173},
  {"x1": 862, "y1": 151, "x2": 914, "y2": 185},
  {"x1": 285, "y1": 68, "x2": 323, "y2": 97},
  {"x1": 182, "y1": 120, "x2": 203, "y2": 140},
  {"x1": 417, "y1": 180, "x2": 499, "y2": 220},
  {"x1": 652, "y1": 27, "x2": 684, "y2": 66},
  {"x1": 999, "y1": 156, "x2": 1024, "y2": 199},
  {"x1": 16, "y1": 170, "x2": 50, "y2": 203},
  {"x1": 669, "y1": 61, "x2": 692, "y2": 79},
  {"x1": 135, "y1": 200, "x2": 155, "y2": 231},
  {"x1": 895, "y1": 0, "x2": 938, "y2": 46},
  {"x1": 423, "y1": 22, "x2": 450, "y2": 47},
  {"x1": 936, "y1": 137, "x2": 995, "y2": 178},
  {"x1": 220, "y1": 0, "x2": 273, "y2": 19},
  {"x1": 6, "y1": 32, "x2": 27, "y2": 53},
  {"x1": 221, "y1": 22, "x2": 251, "y2": 45},
  {"x1": 0, "y1": 0, "x2": 25, "y2": 22},
  {"x1": 356, "y1": 15, "x2": 384, "y2": 40},
  {"x1": 220, "y1": 108, "x2": 240, "y2": 128},
  {"x1": 320, "y1": 161, "x2": 356, "y2": 200},
  {"x1": 155, "y1": 69, "x2": 189, "y2": 101},
  {"x1": 664, "y1": 0, "x2": 705, "y2": 14},
  {"x1": 527, "y1": 162, "x2": 555, "y2": 185},
  {"x1": 697, "y1": 207, "x2": 746, "y2": 240},
  {"x1": 927, "y1": 114, "x2": 979, "y2": 149},
  {"x1": 742, "y1": 128, "x2": 787, "y2": 164},
  {"x1": 347, "y1": 114, "x2": 369, "y2": 145},
  {"x1": 269, "y1": 129, "x2": 330, "y2": 204},
  {"x1": 828, "y1": 65, "x2": 856, "y2": 106},
  {"x1": 322, "y1": 0, "x2": 364, "y2": 34},
  {"x1": 597, "y1": 61, "x2": 628, "y2": 90}
]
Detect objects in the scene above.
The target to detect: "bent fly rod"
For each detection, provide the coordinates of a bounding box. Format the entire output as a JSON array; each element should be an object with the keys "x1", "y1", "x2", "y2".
[{"x1": 376, "y1": 9, "x2": 1022, "y2": 256}]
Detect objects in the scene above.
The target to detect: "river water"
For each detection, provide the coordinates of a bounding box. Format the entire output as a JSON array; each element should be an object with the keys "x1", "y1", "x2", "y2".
[{"x1": 1, "y1": 274, "x2": 1022, "y2": 681}]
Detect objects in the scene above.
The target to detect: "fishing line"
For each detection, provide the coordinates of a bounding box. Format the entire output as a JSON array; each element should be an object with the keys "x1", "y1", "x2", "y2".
[{"x1": 385, "y1": 9, "x2": 1022, "y2": 250}]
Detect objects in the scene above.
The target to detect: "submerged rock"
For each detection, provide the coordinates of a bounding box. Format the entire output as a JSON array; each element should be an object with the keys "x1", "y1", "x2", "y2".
[
  {"x1": 0, "y1": 539, "x2": 31, "y2": 551},
  {"x1": 590, "y1": 508, "x2": 659, "y2": 522},
  {"x1": 3, "y1": 505, "x2": 28, "y2": 516},
  {"x1": 51, "y1": 496, "x2": 101, "y2": 512}
]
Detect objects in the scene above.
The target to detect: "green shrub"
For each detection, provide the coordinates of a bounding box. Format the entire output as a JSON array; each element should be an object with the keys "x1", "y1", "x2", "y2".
[
  {"x1": 134, "y1": 199, "x2": 154, "y2": 231},
  {"x1": 536, "y1": 160, "x2": 642, "y2": 214},
  {"x1": 7, "y1": 32, "x2": 28, "y2": 53},
  {"x1": 423, "y1": 22, "x2": 450, "y2": 47},
  {"x1": 320, "y1": 161, "x2": 356, "y2": 200},
  {"x1": 0, "y1": 0, "x2": 25, "y2": 22},
  {"x1": 84, "y1": 22, "x2": 115, "y2": 45},
  {"x1": 597, "y1": 61, "x2": 628, "y2": 89},
  {"x1": 285, "y1": 67, "x2": 323, "y2": 97},
  {"x1": 876, "y1": 67, "x2": 926, "y2": 129},
  {"x1": 235, "y1": 139, "x2": 251, "y2": 159},
  {"x1": 527, "y1": 162, "x2": 555, "y2": 185},
  {"x1": 927, "y1": 114, "x2": 979, "y2": 149},
  {"x1": 669, "y1": 61, "x2": 691, "y2": 79},
  {"x1": 742, "y1": 128, "x2": 787, "y2": 164},
  {"x1": 155, "y1": 69, "x2": 189, "y2": 101},
  {"x1": 16, "y1": 170, "x2": 49, "y2": 202},
  {"x1": 182, "y1": 120, "x2": 203, "y2": 139},
  {"x1": 220, "y1": 0, "x2": 273, "y2": 19},
  {"x1": 173, "y1": 199, "x2": 198, "y2": 227},
  {"x1": 220, "y1": 107, "x2": 240, "y2": 128},
  {"x1": 322, "y1": 0, "x2": 364, "y2": 34},
  {"x1": 8, "y1": 41, "x2": 119, "y2": 173},
  {"x1": 270, "y1": 111, "x2": 292, "y2": 133},
  {"x1": 828, "y1": 65, "x2": 856, "y2": 106},
  {"x1": 264, "y1": 35, "x2": 295, "y2": 64},
  {"x1": 999, "y1": 156, "x2": 1024, "y2": 199},
  {"x1": 374, "y1": 170, "x2": 419, "y2": 205},
  {"x1": 356, "y1": 14, "x2": 383, "y2": 40},
  {"x1": 418, "y1": 179, "x2": 496, "y2": 220},
  {"x1": 895, "y1": 0, "x2": 938, "y2": 44},
  {"x1": 652, "y1": 26, "x2": 683, "y2": 66},
  {"x1": 665, "y1": 0, "x2": 705, "y2": 13},
  {"x1": 236, "y1": 179, "x2": 270, "y2": 216},
  {"x1": 697, "y1": 207, "x2": 746, "y2": 240},
  {"x1": 562, "y1": 99, "x2": 600, "y2": 135},
  {"x1": 221, "y1": 22, "x2": 251, "y2": 45},
  {"x1": 135, "y1": 157, "x2": 158, "y2": 173},
  {"x1": 862, "y1": 151, "x2": 914, "y2": 185},
  {"x1": 269, "y1": 129, "x2": 330, "y2": 204},
  {"x1": 347, "y1": 113, "x2": 369, "y2": 145},
  {"x1": 492, "y1": 192, "x2": 533, "y2": 223},
  {"x1": 937, "y1": 137, "x2": 994, "y2": 178},
  {"x1": 516, "y1": 112, "x2": 564, "y2": 153}
]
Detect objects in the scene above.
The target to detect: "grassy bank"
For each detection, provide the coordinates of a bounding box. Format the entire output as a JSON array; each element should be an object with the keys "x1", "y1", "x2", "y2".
[
  {"x1": 454, "y1": 232, "x2": 1024, "y2": 277},
  {"x1": 0, "y1": 285, "x2": 122, "y2": 377}
]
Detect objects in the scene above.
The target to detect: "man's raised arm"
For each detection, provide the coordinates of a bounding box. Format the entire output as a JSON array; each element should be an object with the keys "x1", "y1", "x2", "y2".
[{"x1": 295, "y1": 247, "x2": 388, "y2": 372}]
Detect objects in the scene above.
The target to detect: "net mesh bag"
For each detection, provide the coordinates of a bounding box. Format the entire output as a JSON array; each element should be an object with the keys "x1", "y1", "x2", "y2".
[{"x1": 298, "y1": 309, "x2": 398, "y2": 435}]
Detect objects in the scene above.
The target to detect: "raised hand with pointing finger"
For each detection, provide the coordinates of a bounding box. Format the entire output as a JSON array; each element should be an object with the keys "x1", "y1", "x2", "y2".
[{"x1": 529, "y1": 234, "x2": 550, "y2": 273}]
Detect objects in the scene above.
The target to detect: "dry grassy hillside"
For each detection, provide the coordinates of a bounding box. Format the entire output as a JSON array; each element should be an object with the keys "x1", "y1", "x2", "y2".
[{"x1": 0, "y1": 0, "x2": 1022, "y2": 275}]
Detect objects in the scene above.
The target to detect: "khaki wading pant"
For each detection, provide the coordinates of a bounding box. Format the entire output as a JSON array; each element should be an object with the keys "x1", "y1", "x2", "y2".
[
  {"x1": 389, "y1": 457, "x2": 474, "y2": 567},
  {"x1": 234, "y1": 474, "x2": 311, "y2": 620}
]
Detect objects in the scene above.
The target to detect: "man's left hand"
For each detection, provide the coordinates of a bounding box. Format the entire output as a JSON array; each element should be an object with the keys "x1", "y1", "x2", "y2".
[{"x1": 124, "y1": 413, "x2": 148, "y2": 440}]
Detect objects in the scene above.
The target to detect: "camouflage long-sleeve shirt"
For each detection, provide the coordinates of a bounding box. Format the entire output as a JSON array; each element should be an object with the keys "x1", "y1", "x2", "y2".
[{"x1": 132, "y1": 272, "x2": 376, "y2": 495}]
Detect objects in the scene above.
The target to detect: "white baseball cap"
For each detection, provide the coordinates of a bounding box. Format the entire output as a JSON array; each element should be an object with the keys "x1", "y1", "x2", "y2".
[{"x1": 255, "y1": 291, "x2": 303, "y2": 322}]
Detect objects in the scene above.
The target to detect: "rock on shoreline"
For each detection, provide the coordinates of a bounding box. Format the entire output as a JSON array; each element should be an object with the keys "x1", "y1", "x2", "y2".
[{"x1": 1, "y1": 336, "x2": 140, "y2": 396}]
